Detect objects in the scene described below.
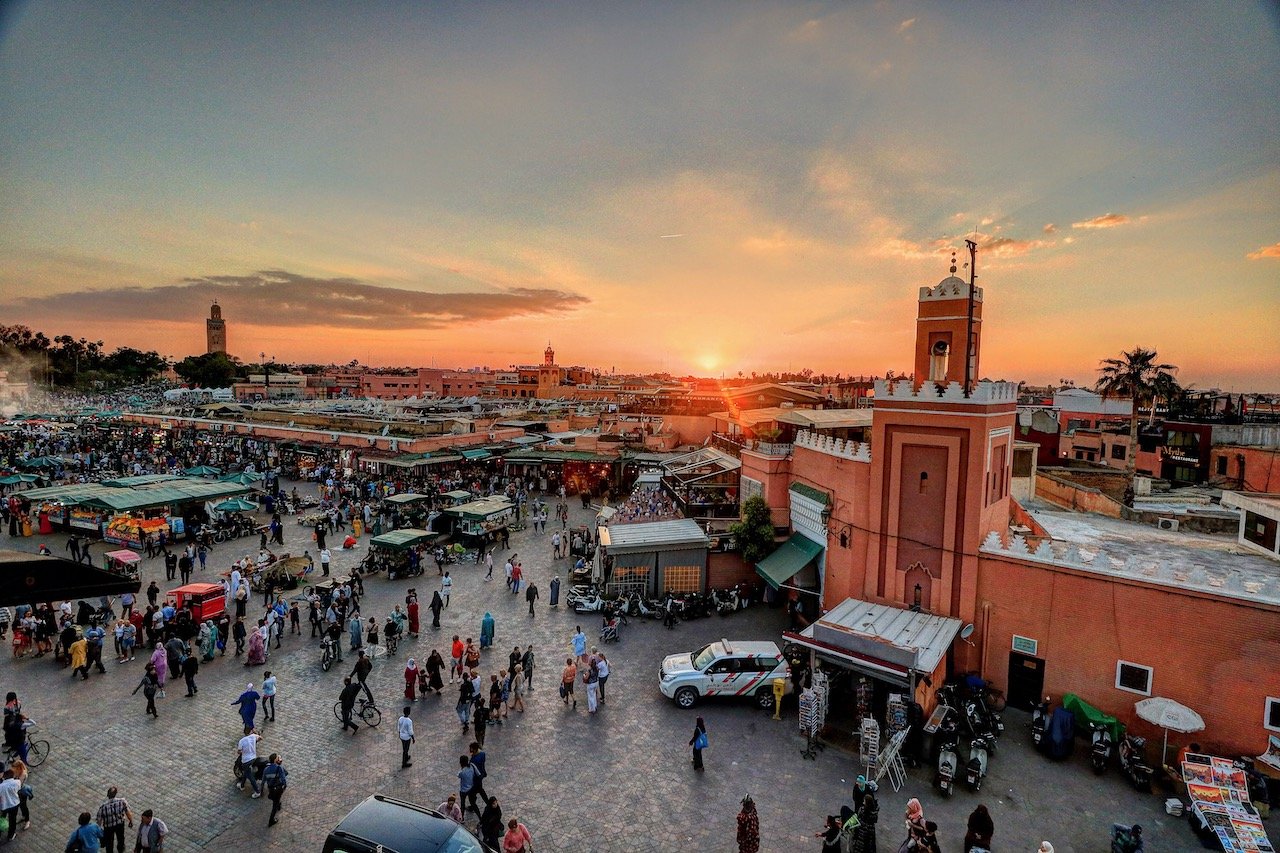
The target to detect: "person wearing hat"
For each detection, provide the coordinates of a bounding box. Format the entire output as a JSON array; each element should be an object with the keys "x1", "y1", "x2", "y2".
[
  {"x1": 1038, "y1": 842, "x2": 1055, "y2": 853},
  {"x1": 135, "y1": 809, "x2": 167, "y2": 852}
]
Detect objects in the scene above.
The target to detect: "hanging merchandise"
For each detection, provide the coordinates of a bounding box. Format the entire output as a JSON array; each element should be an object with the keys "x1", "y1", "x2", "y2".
[{"x1": 887, "y1": 693, "x2": 909, "y2": 738}]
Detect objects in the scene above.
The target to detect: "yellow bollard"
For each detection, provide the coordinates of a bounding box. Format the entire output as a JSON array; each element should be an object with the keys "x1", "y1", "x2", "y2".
[{"x1": 772, "y1": 678, "x2": 785, "y2": 720}]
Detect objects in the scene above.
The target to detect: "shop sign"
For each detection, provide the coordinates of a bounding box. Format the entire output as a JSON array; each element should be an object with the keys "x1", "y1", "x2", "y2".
[{"x1": 1011, "y1": 635, "x2": 1038, "y2": 656}]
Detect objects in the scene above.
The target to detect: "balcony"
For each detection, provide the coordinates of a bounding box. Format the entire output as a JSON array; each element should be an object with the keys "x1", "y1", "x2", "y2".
[{"x1": 710, "y1": 432, "x2": 792, "y2": 458}]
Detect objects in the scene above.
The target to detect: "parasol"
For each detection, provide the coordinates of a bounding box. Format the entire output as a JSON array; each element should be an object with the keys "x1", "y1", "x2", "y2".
[{"x1": 1135, "y1": 696, "x2": 1205, "y2": 765}]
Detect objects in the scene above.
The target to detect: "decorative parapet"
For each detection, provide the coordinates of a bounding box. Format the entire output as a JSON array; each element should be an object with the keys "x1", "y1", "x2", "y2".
[
  {"x1": 979, "y1": 531, "x2": 1280, "y2": 606},
  {"x1": 873, "y1": 379, "x2": 1018, "y2": 405},
  {"x1": 919, "y1": 276, "x2": 983, "y2": 302},
  {"x1": 794, "y1": 429, "x2": 871, "y2": 462}
]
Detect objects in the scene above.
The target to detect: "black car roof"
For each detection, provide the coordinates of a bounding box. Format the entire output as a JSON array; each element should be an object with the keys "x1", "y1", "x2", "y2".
[{"x1": 329, "y1": 795, "x2": 460, "y2": 853}]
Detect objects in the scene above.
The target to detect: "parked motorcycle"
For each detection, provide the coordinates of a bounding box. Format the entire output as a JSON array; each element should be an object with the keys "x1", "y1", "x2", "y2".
[
  {"x1": 1031, "y1": 696, "x2": 1051, "y2": 749},
  {"x1": 572, "y1": 594, "x2": 605, "y2": 614},
  {"x1": 934, "y1": 714, "x2": 960, "y2": 797},
  {"x1": 1118, "y1": 733, "x2": 1153, "y2": 792},
  {"x1": 965, "y1": 732, "x2": 991, "y2": 792},
  {"x1": 1089, "y1": 722, "x2": 1113, "y2": 774}
]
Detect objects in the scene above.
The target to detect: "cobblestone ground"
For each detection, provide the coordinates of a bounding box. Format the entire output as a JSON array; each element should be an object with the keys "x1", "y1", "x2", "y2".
[{"x1": 1, "y1": 485, "x2": 1206, "y2": 852}]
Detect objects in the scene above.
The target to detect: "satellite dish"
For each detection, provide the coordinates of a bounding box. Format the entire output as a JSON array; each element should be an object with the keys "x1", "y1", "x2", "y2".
[{"x1": 959, "y1": 623, "x2": 976, "y2": 640}]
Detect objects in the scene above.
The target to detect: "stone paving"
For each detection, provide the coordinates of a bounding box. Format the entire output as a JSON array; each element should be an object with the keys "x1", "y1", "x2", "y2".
[{"x1": 0, "y1": 487, "x2": 1212, "y2": 852}]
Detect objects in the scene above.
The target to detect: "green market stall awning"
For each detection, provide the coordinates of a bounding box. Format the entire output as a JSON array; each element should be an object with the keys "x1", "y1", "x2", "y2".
[
  {"x1": 101, "y1": 474, "x2": 183, "y2": 488},
  {"x1": 79, "y1": 480, "x2": 254, "y2": 512},
  {"x1": 0, "y1": 474, "x2": 40, "y2": 485},
  {"x1": 183, "y1": 465, "x2": 222, "y2": 477},
  {"x1": 370, "y1": 528, "x2": 435, "y2": 550},
  {"x1": 756, "y1": 533, "x2": 824, "y2": 590},
  {"x1": 219, "y1": 471, "x2": 264, "y2": 486},
  {"x1": 0, "y1": 550, "x2": 141, "y2": 607},
  {"x1": 459, "y1": 448, "x2": 491, "y2": 461},
  {"x1": 383, "y1": 493, "x2": 431, "y2": 505},
  {"x1": 213, "y1": 498, "x2": 259, "y2": 513}
]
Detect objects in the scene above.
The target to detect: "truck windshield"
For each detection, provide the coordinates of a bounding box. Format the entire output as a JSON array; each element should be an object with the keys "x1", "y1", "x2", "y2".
[{"x1": 692, "y1": 644, "x2": 722, "y2": 670}]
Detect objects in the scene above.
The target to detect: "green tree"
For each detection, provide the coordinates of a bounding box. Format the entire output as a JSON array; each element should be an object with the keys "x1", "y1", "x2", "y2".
[
  {"x1": 174, "y1": 352, "x2": 242, "y2": 388},
  {"x1": 1095, "y1": 347, "x2": 1178, "y2": 479},
  {"x1": 730, "y1": 495, "x2": 777, "y2": 564}
]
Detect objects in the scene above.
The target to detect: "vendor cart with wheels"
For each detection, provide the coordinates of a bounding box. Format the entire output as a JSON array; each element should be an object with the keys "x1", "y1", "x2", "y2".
[
  {"x1": 102, "y1": 549, "x2": 142, "y2": 582},
  {"x1": 364, "y1": 528, "x2": 434, "y2": 579}
]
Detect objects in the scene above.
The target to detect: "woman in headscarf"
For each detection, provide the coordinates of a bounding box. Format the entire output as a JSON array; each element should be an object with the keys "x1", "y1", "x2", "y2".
[
  {"x1": 200, "y1": 621, "x2": 218, "y2": 662},
  {"x1": 851, "y1": 776, "x2": 879, "y2": 853},
  {"x1": 736, "y1": 795, "x2": 760, "y2": 853},
  {"x1": 424, "y1": 649, "x2": 445, "y2": 695},
  {"x1": 429, "y1": 590, "x2": 444, "y2": 628},
  {"x1": 480, "y1": 612, "x2": 495, "y2": 649},
  {"x1": 149, "y1": 643, "x2": 168, "y2": 694},
  {"x1": 348, "y1": 613, "x2": 363, "y2": 652},
  {"x1": 246, "y1": 624, "x2": 267, "y2": 666},
  {"x1": 404, "y1": 658, "x2": 419, "y2": 701},
  {"x1": 689, "y1": 716, "x2": 707, "y2": 770},
  {"x1": 366, "y1": 616, "x2": 379, "y2": 648},
  {"x1": 231, "y1": 683, "x2": 260, "y2": 733},
  {"x1": 406, "y1": 589, "x2": 419, "y2": 637},
  {"x1": 904, "y1": 798, "x2": 927, "y2": 848},
  {"x1": 964, "y1": 804, "x2": 994, "y2": 852}
]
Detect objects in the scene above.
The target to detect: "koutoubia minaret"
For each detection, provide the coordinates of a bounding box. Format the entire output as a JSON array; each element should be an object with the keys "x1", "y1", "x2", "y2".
[{"x1": 206, "y1": 302, "x2": 227, "y2": 354}]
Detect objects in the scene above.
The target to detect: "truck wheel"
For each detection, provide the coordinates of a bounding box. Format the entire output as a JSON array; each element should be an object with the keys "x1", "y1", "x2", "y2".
[
  {"x1": 674, "y1": 687, "x2": 698, "y2": 709},
  {"x1": 755, "y1": 689, "x2": 775, "y2": 710}
]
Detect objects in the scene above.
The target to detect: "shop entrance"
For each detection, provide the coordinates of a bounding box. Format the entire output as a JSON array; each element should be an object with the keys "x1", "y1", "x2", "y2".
[{"x1": 1006, "y1": 651, "x2": 1045, "y2": 711}]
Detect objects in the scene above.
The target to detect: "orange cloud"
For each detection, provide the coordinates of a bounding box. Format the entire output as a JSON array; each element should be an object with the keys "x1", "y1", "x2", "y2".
[
  {"x1": 983, "y1": 236, "x2": 1055, "y2": 257},
  {"x1": 897, "y1": 18, "x2": 917, "y2": 34},
  {"x1": 1246, "y1": 242, "x2": 1280, "y2": 260},
  {"x1": 1072, "y1": 213, "x2": 1130, "y2": 229},
  {"x1": 1043, "y1": 223, "x2": 1057, "y2": 234}
]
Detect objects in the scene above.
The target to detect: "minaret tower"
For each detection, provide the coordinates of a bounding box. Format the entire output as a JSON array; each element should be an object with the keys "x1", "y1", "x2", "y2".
[{"x1": 206, "y1": 302, "x2": 227, "y2": 354}]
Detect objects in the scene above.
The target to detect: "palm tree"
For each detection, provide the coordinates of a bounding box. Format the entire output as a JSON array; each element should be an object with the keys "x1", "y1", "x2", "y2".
[{"x1": 1095, "y1": 347, "x2": 1178, "y2": 479}]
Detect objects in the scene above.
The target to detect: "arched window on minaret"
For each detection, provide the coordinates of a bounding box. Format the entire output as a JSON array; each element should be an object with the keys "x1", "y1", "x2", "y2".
[{"x1": 929, "y1": 340, "x2": 950, "y2": 383}]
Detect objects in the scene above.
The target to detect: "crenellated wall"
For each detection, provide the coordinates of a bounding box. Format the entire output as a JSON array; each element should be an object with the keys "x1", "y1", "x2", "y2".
[
  {"x1": 874, "y1": 378, "x2": 1019, "y2": 404},
  {"x1": 794, "y1": 429, "x2": 871, "y2": 462}
]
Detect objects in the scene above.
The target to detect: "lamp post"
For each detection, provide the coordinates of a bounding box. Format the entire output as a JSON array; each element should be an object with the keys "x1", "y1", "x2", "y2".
[{"x1": 260, "y1": 351, "x2": 271, "y2": 400}]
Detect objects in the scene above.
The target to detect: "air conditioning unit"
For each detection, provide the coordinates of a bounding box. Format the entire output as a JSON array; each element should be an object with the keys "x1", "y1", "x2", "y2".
[{"x1": 1157, "y1": 518, "x2": 1179, "y2": 532}]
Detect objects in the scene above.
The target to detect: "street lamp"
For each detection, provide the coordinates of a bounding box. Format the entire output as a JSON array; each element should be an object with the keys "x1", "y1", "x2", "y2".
[{"x1": 261, "y1": 352, "x2": 272, "y2": 400}]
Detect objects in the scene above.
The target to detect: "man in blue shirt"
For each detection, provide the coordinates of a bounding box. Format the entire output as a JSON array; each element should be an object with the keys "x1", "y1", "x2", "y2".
[{"x1": 68, "y1": 811, "x2": 105, "y2": 852}]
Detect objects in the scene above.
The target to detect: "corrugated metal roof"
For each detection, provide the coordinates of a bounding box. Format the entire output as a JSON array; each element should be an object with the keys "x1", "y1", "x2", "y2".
[
  {"x1": 802, "y1": 597, "x2": 963, "y2": 675},
  {"x1": 603, "y1": 519, "x2": 710, "y2": 553}
]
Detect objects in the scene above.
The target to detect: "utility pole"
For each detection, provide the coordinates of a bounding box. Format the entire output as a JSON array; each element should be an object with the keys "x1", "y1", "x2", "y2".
[
  {"x1": 261, "y1": 351, "x2": 271, "y2": 401},
  {"x1": 963, "y1": 239, "x2": 978, "y2": 395}
]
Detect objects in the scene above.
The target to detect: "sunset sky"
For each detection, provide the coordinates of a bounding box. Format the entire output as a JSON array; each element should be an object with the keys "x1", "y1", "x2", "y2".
[{"x1": 1, "y1": 2, "x2": 1277, "y2": 388}]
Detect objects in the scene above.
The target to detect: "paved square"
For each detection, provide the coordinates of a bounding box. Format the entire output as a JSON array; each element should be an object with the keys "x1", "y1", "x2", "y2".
[{"x1": 2, "y1": 489, "x2": 1201, "y2": 851}]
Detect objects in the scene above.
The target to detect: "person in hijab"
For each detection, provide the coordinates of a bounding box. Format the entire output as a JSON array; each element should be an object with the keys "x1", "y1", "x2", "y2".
[
  {"x1": 480, "y1": 612, "x2": 495, "y2": 649},
  {"x1": 232, "y1": 683, "x2": 260, "y2": 734},
  {"x1": 406, "y1": 589, "x2": 419, "y2": 637},
  {"x1": 404, "y1": 658, "x2": 419, "y2": 701},
  {"x1": 348, "y1": 614, "x2": 363, "y2": 651},
  {"x1": 429, "y1": 591, "x2": 444, "y2": 628},
  {"x1": 964, "y1": 804, "x2": 994, "y2": 852},
  {"x1": 246, "y1": 623, "x2": 267, "y2": 665},
  {"x1": 424, "y1": 649, "x2": 445, "y2": 694},
  {"x1": 905, "y1": 798, "x2": 927, "y2": 847},
  {"x1": 200, "y1": 621, "x2": 218, "y2": 661},
  {"x1": 149, "y1": 643, "x2": 168, "y2": 694},
  {"x1": 851, "y1": 776, "x2": 879, "y2": 853}
]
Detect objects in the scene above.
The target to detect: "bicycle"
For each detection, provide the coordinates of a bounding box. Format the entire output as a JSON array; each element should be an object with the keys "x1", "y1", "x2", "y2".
[
  {"x1": 333, "y1": 698, "x2": 381, "y2": 728},
  {"x1": 5, "y1": 726, "x2": 50, "y2": 768}
]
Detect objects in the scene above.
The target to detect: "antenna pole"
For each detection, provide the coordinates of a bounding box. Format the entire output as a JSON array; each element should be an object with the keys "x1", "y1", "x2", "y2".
[{"x1": 963, "y1": 239, "x2": 978, "y2": 395}]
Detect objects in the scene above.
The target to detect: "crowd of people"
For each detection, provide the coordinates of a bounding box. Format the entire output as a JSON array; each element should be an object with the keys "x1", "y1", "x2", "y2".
[{"x1": 609, "y1": 484, "x2": 680, "y2": 525}]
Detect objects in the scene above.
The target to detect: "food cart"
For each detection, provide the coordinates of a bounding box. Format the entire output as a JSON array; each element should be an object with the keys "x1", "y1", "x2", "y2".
[
  {"x1": 102, "y1": 549, "x2": 142, "y2": 582},
  {"x1": 364, "y1": 528, "x2": 435, "y2": 578},
  {"x1": 440, "y1": 489, "x2": 473, "y2": 508},
  {"x1": 169, "y1": 582, "x2": 226, "y2": 622},
  {"x1": 103, "y1": 514, "x2": 170, "y2": 549},
  {"x1": 249, "y1": 555, "x2": 310, "y2": 593},
  {"x1": 383, "y1": 493, "x2": 434, "y2": 527},
  {"x1": 443, "y1": 496, "x2": 516, "y2": 541}
]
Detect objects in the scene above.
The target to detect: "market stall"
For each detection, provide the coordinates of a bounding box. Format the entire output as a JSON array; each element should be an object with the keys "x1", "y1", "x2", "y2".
[
  {"x1": 597, "y1": 518, "x2": 710, "y2": 597},
  {"x1": 102, "y1": 549, "x2": 141, "y2": 582},
  {"x1": 1182, "y1": 752, "x2": 1275, "y2": 852},
  {"x1": 365, "y1": 528, "x2": 435, "y2": 578},
  {"x1": 443, "y1": 496, "x2": 516, "y2": 540}
]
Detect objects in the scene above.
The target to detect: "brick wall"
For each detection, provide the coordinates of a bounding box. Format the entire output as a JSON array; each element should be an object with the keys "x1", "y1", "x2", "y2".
[
  {"x1": 977, "y1": 553, "x2": 1280, "y2": 757},
  {"x1": 707, "y1": 551, "x2": 754, "y2": 590},
  {"x1": 1035, "y1": 473, "x2": 1125, "y2": 517}
]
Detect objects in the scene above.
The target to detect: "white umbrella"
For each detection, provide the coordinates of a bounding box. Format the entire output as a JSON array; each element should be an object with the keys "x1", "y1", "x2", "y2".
[{"x1": 1135, "y1": 696, "x2": 1205, "y2": 765}]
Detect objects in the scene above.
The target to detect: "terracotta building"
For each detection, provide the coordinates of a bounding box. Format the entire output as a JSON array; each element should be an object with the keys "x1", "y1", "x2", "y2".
[
  {"x1": 206, "y1": 302, "x2": 227, "y2": 354},
  {"x1": 744, "y1": 266, "x2": 1280, "y2": 758}
]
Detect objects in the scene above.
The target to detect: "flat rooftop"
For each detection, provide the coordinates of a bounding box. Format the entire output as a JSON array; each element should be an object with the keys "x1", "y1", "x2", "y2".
[{"x1": 1007, "y1": 504, "x2": 1280, "y2": 605}]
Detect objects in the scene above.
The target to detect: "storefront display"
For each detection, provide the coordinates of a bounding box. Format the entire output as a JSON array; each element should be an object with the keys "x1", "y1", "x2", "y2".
[
  {"x1": 68, "y1": 506, "x2": 106, "y2": 532},
  {"x1": 104, "y1": 515, "x2": 169, "y2": 549},
  {"x1": 1183, "y1": 754, "x2": 1275, "y2": 852}
]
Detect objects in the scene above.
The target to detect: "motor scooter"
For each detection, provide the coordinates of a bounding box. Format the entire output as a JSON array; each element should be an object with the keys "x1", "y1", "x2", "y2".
[
  {"x1": 1118, "y1": 733, "x2": 1152, "y2": 791},
  {"x1": 1031, "y1": 696, "x2": 1050, "y2": 749},
  {"x1": 1089, "y1": 721, "x2": 1113, "y2": 774},
  {"x1": 934, "y1": 714, "x2": 960, "y2": 797},
  {"x1": 965, "y1": 733, "x2": 990, "y2": 792}
]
